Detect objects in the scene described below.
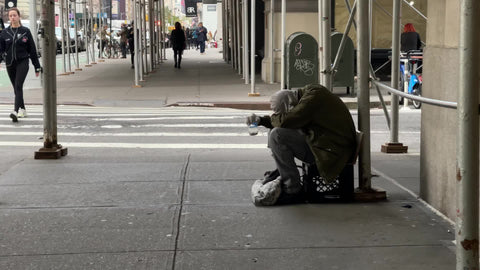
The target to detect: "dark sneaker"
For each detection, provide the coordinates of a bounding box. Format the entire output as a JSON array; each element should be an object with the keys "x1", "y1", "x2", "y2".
[{"x1": 10, "y1": 111, "x2": 18, "y2": 122}]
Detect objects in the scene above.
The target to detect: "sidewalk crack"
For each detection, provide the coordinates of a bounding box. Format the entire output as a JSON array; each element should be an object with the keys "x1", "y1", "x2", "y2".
[{"x1": 171, "y1": 153, "x2": 190, "y2": 270}]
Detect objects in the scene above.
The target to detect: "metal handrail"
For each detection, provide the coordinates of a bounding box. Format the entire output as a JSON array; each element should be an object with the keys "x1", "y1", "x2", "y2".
[
  {"x1": 402, "y1": 0, "x2": 428, "y2": 21},
  {"x1": 372, "y1": 80, "x2": 458, "y2": 109}
]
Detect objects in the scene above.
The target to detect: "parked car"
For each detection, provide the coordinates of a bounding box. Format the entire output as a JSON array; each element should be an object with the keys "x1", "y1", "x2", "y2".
[
  {"x1": 69, "y1": 28, "x2": 86, "y2": 51},
  {"x1": 55, "y1": 27, "x2": 81, "y2": 53}
]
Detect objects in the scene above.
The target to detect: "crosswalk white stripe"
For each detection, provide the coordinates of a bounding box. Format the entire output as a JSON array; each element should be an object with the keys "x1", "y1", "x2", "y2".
[
  {"x1": 0, "y1": 141, "x2": 266, "y2": 149},
  {"x1": 91, "y1": 116, "x2": 243, "y2": 121},
  {"x1": 0, "y1": 113, "x2": 254, "y2": 117},
  {"x1": 0, "y1": 131, "x2": 268, "y2": 137},
  {"x1": 0, "y1": 123, "x2": 249, "y2": 128},
  {"x1": 0, "y1": 115, "x2": 244, "y2": 122}
]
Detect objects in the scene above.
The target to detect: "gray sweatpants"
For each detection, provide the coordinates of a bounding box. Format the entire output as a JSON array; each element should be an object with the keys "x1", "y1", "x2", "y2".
[{"x1": 267, "y1": 127, "x2": 315, "y2": 194}]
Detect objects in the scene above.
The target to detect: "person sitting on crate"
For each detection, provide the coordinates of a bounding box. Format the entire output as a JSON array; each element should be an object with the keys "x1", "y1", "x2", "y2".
[{"x1": 247, "y1": 84, "x2": 357, "y2": 205}]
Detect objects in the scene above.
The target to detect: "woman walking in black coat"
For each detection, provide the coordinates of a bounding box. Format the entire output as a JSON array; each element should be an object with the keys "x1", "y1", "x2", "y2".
[
  {"x1": 170, "y1": 22, "x2": 186, "y2": 69},
  {"x1": 0, "y1": 7, "x2": 41, "y2": 122}
]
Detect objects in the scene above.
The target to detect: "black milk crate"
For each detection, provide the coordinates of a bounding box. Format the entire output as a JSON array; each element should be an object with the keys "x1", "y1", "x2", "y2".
[{"x1": 301, "y1": 163, "x2": 354, "y2": 203}]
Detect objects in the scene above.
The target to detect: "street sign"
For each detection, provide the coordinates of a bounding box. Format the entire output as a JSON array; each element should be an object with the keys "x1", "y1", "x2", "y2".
[
  {"x1": 186, "y1": 0, "x2": 197, "y2": 17},
  {"x1": 5, "y1": 0, "x2": 16, "y2": 9}
]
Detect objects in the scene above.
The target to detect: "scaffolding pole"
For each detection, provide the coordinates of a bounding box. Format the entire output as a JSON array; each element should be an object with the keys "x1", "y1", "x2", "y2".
[
  {"x1": 90, "y1": 0, "x2": 96, "y2": 64},
  {"x1": 380, "y1": 0, "x2": 408, "y2": 153},
  {"x1": 243, "y1": 0, "x2": 249, "y2": 84},
  {"x1": 456, "y1": 0, "x2": 480, "y2": 269},
  {"x1": 320, "y1": 0, "x2": 332, "y2": 91},
  {"x1": 60, "y1": 0, "x2": 67, "y2": 74},
  {"x1": 84, "y1": 0, "x2": 90, "y2": 66},
  {"x1": 356, "y1": 0, "x2": 371, "y2": 190},
  {"x1": 280, "y1": 0, "x2": 285, "y2": 89},
  {"x1": 231, "y1": 0, "x2": 237, "y2": 70},
  {"x1": 269, "y1": 0, "x2": 274, "y2": 83},
  {"x1": 149, "y1": 0, "x2": 154, "y2": 70},
  {"x1": 74, "y1": 0, "x2": 80, "y2": 70},
  {"x1": 35, "y1": 0, "x2": 68, "y2": 159},
  {"x1": 134, "y1": 0, "x2": 141, "y2": 85},
  {"x1": 249, "y1": 0, "x2": 257, "y2": 95},
  {"x1": 236, "y1": 0, "x2": 242, "y2": 75}
]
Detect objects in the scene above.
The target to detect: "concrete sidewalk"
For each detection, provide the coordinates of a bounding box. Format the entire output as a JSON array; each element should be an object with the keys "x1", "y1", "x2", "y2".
[
  {"x1": 0, "y1": 47, "x2": 390, "y2": 110},
  {"x1": 0, "y1": 48, "x2": 455, "y2": 269}
]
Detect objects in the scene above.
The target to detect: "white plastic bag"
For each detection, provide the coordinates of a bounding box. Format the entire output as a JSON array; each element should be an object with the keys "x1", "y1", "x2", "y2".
[{"x1": 251, "y1": 178, "x2": 282, "y2": 206}]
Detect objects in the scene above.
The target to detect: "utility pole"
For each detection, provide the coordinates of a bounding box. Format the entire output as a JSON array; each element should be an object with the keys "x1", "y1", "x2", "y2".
[{"x1": 35, "y1": 0, "x2": 68, "y2": 159}]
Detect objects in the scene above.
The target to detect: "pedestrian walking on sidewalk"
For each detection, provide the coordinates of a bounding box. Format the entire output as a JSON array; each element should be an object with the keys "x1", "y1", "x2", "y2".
[
  {"x1": 246, "y1": 84, "x2": 356, "y2": 205},
  {"x1": 196, "y1": 22, "x2": 207, "y2": 54},
  {"x1": 127, "y1": 22, "x2": 135, "y2": 69},
  {"x1": 0, "y1": 7, "x2": 41, "y2": 122},
  {"x1": 170, "y1": 22, "x2": 186, "y2": 69},
  {"x1": 118, "y1": 23, "x2": 128, "y2": 58}
]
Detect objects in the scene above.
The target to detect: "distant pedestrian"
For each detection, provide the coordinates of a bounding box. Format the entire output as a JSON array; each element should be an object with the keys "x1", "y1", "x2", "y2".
[
  {"x1": 192, "y1": 28, "x2": 198, "y2": 50},
  {"x1": 127, "y1": 22, "x2": 135, "y2": 68},
  {"x1": 118, "y1": 23, "x2": 128, "y2": 58},
  {"x1": 170, "y1": 22, "x2": 186, "y2": 69},
  {"x1": 196, "y1": 22, "x2": 207, "y2": 54},
  {"x1": 100, "y1": 25, "x2": 110, "y2": 57},
  {"x1": 401, "y1": 23, "x2": 422, "y2": 52},
  {"x1": 0, "y1": 7, "x2": 41, "y2": 122}
]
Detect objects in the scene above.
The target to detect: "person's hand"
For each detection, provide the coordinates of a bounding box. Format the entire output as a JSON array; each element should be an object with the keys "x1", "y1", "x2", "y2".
[
  {"x1": 35, "y1": 72, "x2": 39, "y2": 77},
  {"x1": 246, "y1": 113, "x2": 260, "y2": 126}
]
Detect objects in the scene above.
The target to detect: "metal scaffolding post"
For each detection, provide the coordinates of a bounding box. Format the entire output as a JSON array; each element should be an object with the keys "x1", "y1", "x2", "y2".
[
  {"x1": 222, "y1": 0, "x2": 226, "y2": 61},
  {"x1": 236, "y1": 0, "x2": 242, "y2": 75},
  {"x1": 248, "y1": 0, "x2": 259, "y2": 96},
  {"x1": 99, "y1": 0, "x2": 103, "y2": 60},
  {"x1": 74, "y1": 0, "x2": 81, "y2": 71},
  {"x1": 84, "y1": 0, "x2": 90, "y2": 66},
  {"x1": 30, "y1": 0, "x2": 38, "y2": 51},
  {"x1": 456, "y1": 0, "x2": 480, "y2": 268},
  {"x1": 66, "y1": 0, "x2": 72, "y2": 72},
  {"x1": 225, "y1": 0, "x2": 230, "y2": 64},
  {"x1": 133, "y1": 0, "x2": 140, "y2": 87},
  {"x1": 380, "y1": 0, "x2": 407, "y2": 154},
  {"x1": 155, "y1": 0, "x2": 160, "y2": 64},
  {"x1": 354, "y1": 0, "x2": 386, "y2": 201},
  {"x1": 142, "y1": 0, "x2": 148, "y2": 74},
  {"x1": 320, "y1": 0, "x2": 332, "y2": 91},
  {"x1": 35, "y1": 0, "x2": 68, "y2": 159},
  {"x1": 243, "y1": 0, "x2": 249, "y2": 84},
  {"x1": 280, "y1": 0, "x2": 285, "y2": 89},
  {"x1": 60, "y1": 0, "x2": 67, "y2": 74},
  {"x1": 90, "y1": 0, "x2": 96, "y2": 64},
  {"x1": 162, "y1": 0, "x2": 166, "y2": 61},
  {"x1": 231, "y1": 0, "x2": 237, "y2": 69},
  {"x1": 269, "y1": 0, "x2": 274, "y2": 84},
  {"x1": 149, "y1": 0, "x2": 154, "y2": 70},
  {"x1": 160, "y1": 0, "x2": 164, "y2": 63}
]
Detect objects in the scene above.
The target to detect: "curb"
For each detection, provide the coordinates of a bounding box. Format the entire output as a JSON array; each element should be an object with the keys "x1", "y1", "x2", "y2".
[{"x1": 168, "y1": 100, "x2": 391, "y2": 111}]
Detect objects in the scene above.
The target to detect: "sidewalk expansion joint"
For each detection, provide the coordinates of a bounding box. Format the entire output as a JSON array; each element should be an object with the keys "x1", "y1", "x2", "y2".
[{"x1": 171, "y1": 153, "x2": 191, "y2": 270}]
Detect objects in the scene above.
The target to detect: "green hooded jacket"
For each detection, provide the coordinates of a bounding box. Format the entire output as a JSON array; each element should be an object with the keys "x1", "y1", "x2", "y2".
[{"x1": 267, "y1": 84, "x2": 356, "y2": 182}]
